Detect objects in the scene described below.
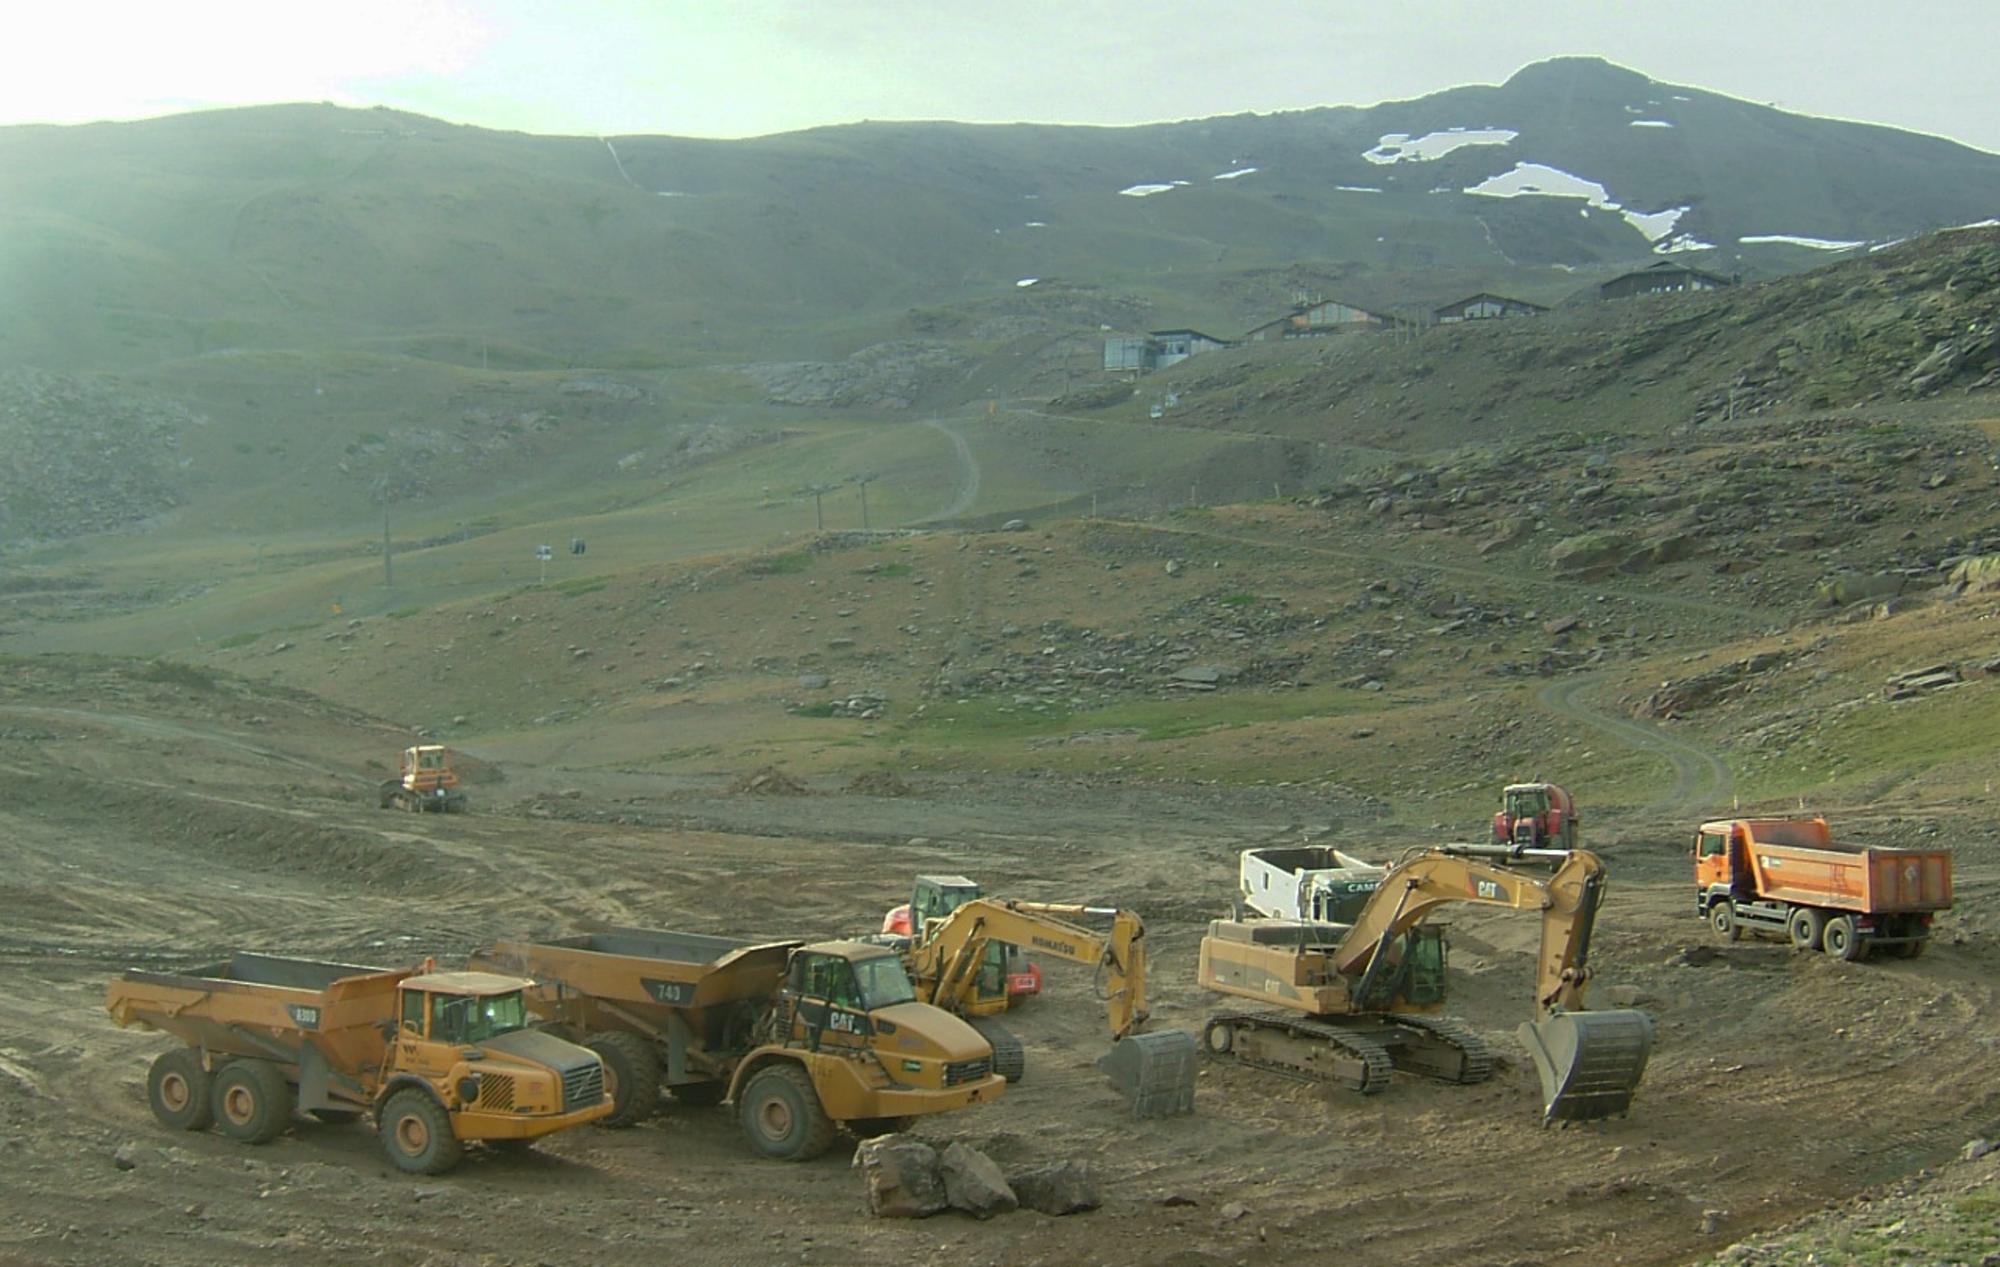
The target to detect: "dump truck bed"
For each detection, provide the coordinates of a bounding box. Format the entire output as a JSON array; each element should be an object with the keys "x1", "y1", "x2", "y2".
[
  {"x1": 106, "y1": 952, "x2": 408, "y2": 1078},
  {"x1": 1745, "y1": 840, "x2": 1953, "y2": 913},
  {"x1": 1239, "y1": 846, "x2": 1385, "y2": 923},
  {"x1": 473, "y1": 928, "x2": 803, "y2": 1010}
]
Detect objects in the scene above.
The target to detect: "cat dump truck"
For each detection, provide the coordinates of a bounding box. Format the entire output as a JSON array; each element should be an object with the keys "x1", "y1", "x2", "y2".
[
  {"x1": 1200, "y1": 845, "x2": 1653, "y2": 1123},
  {"x1": 379, "y1": 744, "x2": 466, "y2": 812},
  {"x1": 105, "y1": 953, "x2": 611, "y2": 1175},
  {"x1": 468, "y1": 928, "x2": 1005, "y2": 1161},
  {"x1": 1695, "y1": 817, "x2": 1953, "y2": 960},
  {"x1": 1237, "y1": 846, "x2": 1386, "y2": 924}
]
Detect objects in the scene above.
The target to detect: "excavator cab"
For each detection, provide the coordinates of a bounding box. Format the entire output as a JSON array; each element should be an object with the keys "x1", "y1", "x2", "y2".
[
  {"x1": 1352, "y1": 926, "x2": 1449, "y2": 1011},
  {"x1": 899, "y1": 876, "x2": 1040, "y2": 1007}
]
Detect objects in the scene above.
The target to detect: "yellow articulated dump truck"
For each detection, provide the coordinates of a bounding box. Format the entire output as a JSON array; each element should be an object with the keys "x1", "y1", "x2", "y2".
[
  {"x1": 469, "y1": 927, "x2": 1006, "y2": 1161},
  {"x1": 106, "y1": 953, "x2": 612, "y2": 1174}
]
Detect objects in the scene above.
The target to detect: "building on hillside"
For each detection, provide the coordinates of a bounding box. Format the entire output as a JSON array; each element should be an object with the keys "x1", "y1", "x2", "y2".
[
  {"x1": 1102, "y1": 328, "x2": 1232, "y2": 372},
  {"x1": 1434, "y1": 292, "x2": 1547, "y2": 323},
  {"x1": 1243, "y1": 298, "x2": 1393, "y2": 342},
  {"x1": 1600, "y1": 261, "x2": 1735, "y2": 300}
]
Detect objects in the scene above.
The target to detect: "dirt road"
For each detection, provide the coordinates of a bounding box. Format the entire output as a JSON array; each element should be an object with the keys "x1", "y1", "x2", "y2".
[{"x1": 1, "y1": 663, "x2": 1994, "y2": 1267}]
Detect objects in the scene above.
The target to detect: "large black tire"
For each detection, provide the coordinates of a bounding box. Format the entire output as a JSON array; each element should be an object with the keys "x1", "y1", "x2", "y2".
[
  {"x1": 146, "y1": 1049, "x2": 213, "y2": 1131},
  {"x1": 971, "y1": 1018, "x2": 1026, "y2": 1084},
  {"x1": 378, "y1": 1088, "x2": 463, "y2": 1175},
  {"x1": 587, "y1": 1031, "x2": 660, "y2": 1127},
  {"x1": 211, "y1": 1060, "x2": 292, "y2": 1144},
  {"x1": 668, "y1": 1081, "x2": 727, "y2": 1108},
  {"x1": 1822, "y1": 914, "x2": 1867, "y2": 962},
  {"x1": 847, "y1": 1116, "x2": 915, "y2": 1140},
  {"x1": 1709, "y1": 901, "x2": 1741, "y2": 943},
  {"x1": 737, "y1": 1064, "x2": 836, "y2": 1162},
  {"x1": 1787, "y1": 906, "x2": 1827, "y2": 952}
]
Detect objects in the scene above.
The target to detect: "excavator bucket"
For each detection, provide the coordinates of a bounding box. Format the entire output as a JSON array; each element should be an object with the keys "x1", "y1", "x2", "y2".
[
  {"x1": 1097, "y1": 1030, "x2": 1198, "y2": 1118},
  {"x1": 1517, "y1": 1009, "x2": 1654, "y2": 1123}
]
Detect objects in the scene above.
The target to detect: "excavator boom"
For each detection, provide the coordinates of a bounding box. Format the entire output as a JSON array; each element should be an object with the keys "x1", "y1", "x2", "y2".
[{"x1": 904, "y1": 898, "x2": 1195, "y2": 1117}]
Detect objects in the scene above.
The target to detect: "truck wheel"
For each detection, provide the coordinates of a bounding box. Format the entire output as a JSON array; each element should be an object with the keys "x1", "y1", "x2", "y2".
[
  {"x1": 738, "y1": 1064, "x2": 836, "y2": 1162},
  {"x1": 586, "y1": 1031, "x2": 659, "y2": 1127},
  {"x1": 1708, "y1": 901, "x2": 1741, "y2": 942},
  {"x1": 668, "y1": 1082, "x2": 727, "y2": 1108},
  {"x1": 847, "y1": 1116, "x2": 915, "y2": 1139},
  {"x1": 211, "y1": 1060, "x2": 293, "y2": 1144},
  {"x1": 1822, "y1": 915, "x2": 1867, "y2": 962},
  {"x1": 379, "y1": 1089, "x2": 463, "y2": 1175},
  {"x1": 1894, "y1": 938, "x2": 1927, "y2": 960},
  {"x1": 146, "y1": 1049, "x2": 213, "y2": 1131},
  {"x1": 1787, "y1": 907, "x2": 1826, "y2": 952}
]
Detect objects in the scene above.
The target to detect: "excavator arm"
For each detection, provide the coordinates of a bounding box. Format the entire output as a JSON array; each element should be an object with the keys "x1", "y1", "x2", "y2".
[
  {"x1": 1332, "y1": 846, "x2": 1606, "y2": 1017},
  {"x1": 915, "y1": 899, "x2": 1149, "y2": 1038},
  {"x1": 1331, "y1": 844, "x2": 1651, "y2": 1122}
]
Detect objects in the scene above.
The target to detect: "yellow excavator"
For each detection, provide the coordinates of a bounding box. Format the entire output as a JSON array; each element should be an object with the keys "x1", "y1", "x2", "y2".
[
  {"x1": 1199, "y1": 843, "x2": 1653, "y2": 1122},
  {"x1": 897, "y1": 898, "x2": 1196, "y2": 1117}
]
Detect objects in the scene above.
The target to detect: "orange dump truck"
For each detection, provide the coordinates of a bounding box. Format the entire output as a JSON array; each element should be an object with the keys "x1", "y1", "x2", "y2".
[
  {"x1": 1694, "y1": 818, "x2": 1952, "y2": 961},
  {"x1": 106, "y1": 953, "x2": 612, "y2": 1174},
  {"x1": 470, "y1": 927, "x2": 1005, "y2": 1161}
]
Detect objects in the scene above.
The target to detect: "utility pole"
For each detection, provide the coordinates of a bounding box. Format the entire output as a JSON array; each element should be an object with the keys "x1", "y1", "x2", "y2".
[
  {"x1": 800, "y1": 483, "x2": 836, "y2": 533},
  {"x1": 854, "y1": 472, "x2": 879, "y2": 531}
]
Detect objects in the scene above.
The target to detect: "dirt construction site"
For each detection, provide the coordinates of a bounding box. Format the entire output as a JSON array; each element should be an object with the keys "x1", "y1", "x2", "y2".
[{"x1": 1, "y1": 653, "x2": 1998, "y2": 1267}]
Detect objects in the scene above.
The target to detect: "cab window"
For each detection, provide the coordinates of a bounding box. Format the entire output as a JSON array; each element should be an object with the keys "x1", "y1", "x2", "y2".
[
  {"x1": 795, "y1": 955, "x2": 862, "y2": 1008},
  {"x1": 400, "y1": 990, "x2": 426, "y2": 1036},
  {"x1": 1697, "y1": 832, "x2": 1728, "y2": 859}
]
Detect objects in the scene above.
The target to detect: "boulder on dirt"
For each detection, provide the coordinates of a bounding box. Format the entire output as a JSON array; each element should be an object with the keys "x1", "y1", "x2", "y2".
[
  {"x1": 729, "y1": 765, "x2": 810, "y2": 795},
  {"x1": 1947, "y1": 554, "x2": 2000, "y2": 592},
  {"x1": 853, "y1": 1135, "x2": 946, "y2": 1218},
  {"x1": 939, "y1": 1141, "x2": 1017, "y2": 1219},
  {"x1": 112, "y1": 1142, "x2": 139, "y2": 1171},
  {"x1": 1008, "y1": 1161, "x2": 1101, "y2": 1215},
  {"x1": 1001, "y1": 519, "x2": 1029, "y2": 532},
  {"x1": 1549, "y1": 530, "x2": 1638, "y2": 575},
  {"x1": 1815, "y1": 571, "x2": 1911, "y2": 607},
  {"x1": 1962, "y1": 1138, "x2": 1999, "y2": 1163}
]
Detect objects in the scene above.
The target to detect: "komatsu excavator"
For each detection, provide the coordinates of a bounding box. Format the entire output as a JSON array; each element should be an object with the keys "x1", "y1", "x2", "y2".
[
  {"x1": 897, "y1": 898, "x2": 1196, "y2": 1117},
  {"x1": 1198, "y1": 844, "x2": 1653, "y2": 1122}
]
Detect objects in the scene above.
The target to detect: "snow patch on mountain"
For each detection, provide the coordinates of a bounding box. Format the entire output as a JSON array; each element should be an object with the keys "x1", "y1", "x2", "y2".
[
  {"x1": 1363, "y1": 128, "x2": 1516, "y2": 165},
  {"x1": 1465, "y1": 161, "x2": 1699, "y2": 248},
  {"x1": 1630, "y1": 120, "x2": 1674, "y2": 128},
  {"x1": 1119, "y1": 181, "x2": 1189, "y2": 197},
  {"x1": 1213, "y1": 167, "x2": 1258, "y2": 180},
  {"x1": 1740, "y1": 234, "x2": 1866, "y2": 250}
]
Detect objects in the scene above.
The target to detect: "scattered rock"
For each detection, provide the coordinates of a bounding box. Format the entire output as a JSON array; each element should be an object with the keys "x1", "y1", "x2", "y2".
[
  {"x1": 1962, "y1": 1138, "x2": 1999, "y2": 1162},
  {"x1": 1601, "y1": 984, "x2": 1642, "y2": 1007},
  {"x1": 1219, "y1": 1201, "x2": 1251, "y2": 1222},
  {"x1": 730, "y1": 766, "x2": 810, "y2": 796},
  {"x1": 1164, "y1": 558, "x2": 1183, "y2": 576},
  {"x1": 853, "y1": 1136, "x2": 947, "y2": 1219},
  {"x1": 1008, "y1": 1161, "x2": 1102, "y2": 1215},
  {"x1": 112, "y1": 1142, "x2": 139, "y2": 1171},
  {"x1": 798, "y1": 673, "x2": 831, "y2": 689},
  {"x1": 1000, "y1": 519, "x2": 1029, "y2": 532},
  {"x1": 1700, "y1": 1209, "x2": 1726, "y2": 1236},
  {"x1": 1670, "y1": 944, "x2": 1722, "y2": 967},
  {"x1": 846, "y1": 770, "x2": 914, "y2": 797},
  {"x1": 939, "y1": 1142, "x2": 1018, "y2": 1219}
]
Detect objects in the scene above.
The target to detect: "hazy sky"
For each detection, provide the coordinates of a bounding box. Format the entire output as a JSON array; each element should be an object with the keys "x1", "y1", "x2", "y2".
[{"x1": 7, "y1": 0, "x2": 1998, "y2": 153}]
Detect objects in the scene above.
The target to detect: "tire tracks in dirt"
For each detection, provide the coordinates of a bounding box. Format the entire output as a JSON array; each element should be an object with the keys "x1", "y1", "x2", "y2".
[
  {"x1": 1535, "y1": 671, "x2": 1733, "y2": 813},
  {"x1": 916, "y1": 416, "x2": 981, "y2": 521}
]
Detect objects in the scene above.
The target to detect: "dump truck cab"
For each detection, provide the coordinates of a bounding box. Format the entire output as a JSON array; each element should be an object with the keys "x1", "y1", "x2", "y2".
[{"x1": 760, "y1": 942, "x2": 995, "y2": 1093}]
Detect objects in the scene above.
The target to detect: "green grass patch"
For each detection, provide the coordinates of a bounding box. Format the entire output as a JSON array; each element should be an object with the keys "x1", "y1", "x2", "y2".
[
  {"x1": 864, "y1": 561, "x2": 914, "y2": 578},
  {"x1": 747, "y1": 551, "x2": 813, "y2": 576},
  {"x1": 549, "y1": 577, "x2": 608, "y2": 597},
  {"x1": 386, "y1": 606, "x2": 424, "y2": 619},
  {"x1": 215, "y1": 630, "x2": 260, "y2": 650},
  {"x1": 1219, "y1": 592, "x2": 1257, "y2": 607},
  {"x1": 137, "y1": 659, "x2": 218, "y2": 692},
  {"x1": 787, "y1": 702, "x2": 841, "y2": 718}
]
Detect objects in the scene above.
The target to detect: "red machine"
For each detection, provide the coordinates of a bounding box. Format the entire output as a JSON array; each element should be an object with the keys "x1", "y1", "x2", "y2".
[{"x1": 1493, "y1": 783, "x2": 1578, "y2": 851}]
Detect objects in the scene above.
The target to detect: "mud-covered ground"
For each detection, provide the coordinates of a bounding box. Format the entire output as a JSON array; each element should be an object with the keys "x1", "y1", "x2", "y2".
[{"x1": 2, "y1": 666, "x2": 1997, "y2": 1267}]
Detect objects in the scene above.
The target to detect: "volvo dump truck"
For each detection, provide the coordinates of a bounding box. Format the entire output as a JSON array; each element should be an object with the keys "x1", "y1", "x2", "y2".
[
  {"x1": 469, "y1": 928, "x2": 1004, "y2": 1161},
  {"x1": 894, "y1": 898, "x2": 1197, "y2": 1116},
  {"x1": 105, "y1": 953, "x2": 611, "y2": 1174},
  {"x1": 1237, "y1": 846, "x2": 1385, "y2": 924},
  {"x1": 379, "y1": 744, "x2": 466, "y2": 812},
  {"x1": 1200, "y1": 844, "x2": 1653, "y2": 1122},
  {"x1": 1695, "y1": 817, "x2": 1952, "y2": 960}
]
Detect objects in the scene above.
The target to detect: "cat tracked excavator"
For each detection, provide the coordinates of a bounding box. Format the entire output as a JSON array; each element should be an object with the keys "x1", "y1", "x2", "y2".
[
  {"x1": 1199, "y1": 843, "x2": 1652, "y2": 1122},
  {"x1": 898, "y1": 899, "x2": 1196, "y2": 1118}
]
